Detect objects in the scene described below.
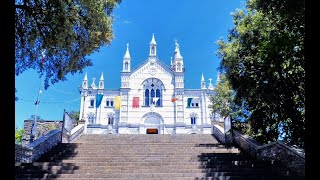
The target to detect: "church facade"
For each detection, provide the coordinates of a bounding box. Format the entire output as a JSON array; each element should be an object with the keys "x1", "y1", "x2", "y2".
[{"x1": 78, "y1": 34, "x2": 221, "y2": 134}]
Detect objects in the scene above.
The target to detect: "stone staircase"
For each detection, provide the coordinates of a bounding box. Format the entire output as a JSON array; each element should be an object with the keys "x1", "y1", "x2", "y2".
[{"x1": 15, "y1": 134, "x2": 304, "y2": 179}]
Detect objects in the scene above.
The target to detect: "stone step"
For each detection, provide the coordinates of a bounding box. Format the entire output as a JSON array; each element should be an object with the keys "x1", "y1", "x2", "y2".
[
  {"x1": 15, "y1": 176, "x2": 305, "y2": 180},
  {"x1": 15, "y1": 171, "x2": 286, "y2": 178},
  {"x1": 16, "y1": 134, "x2": 301, "y2": 179},
  {"x1": 15, "y1": 169, "x2": 278, "y2": 177},
  {"x1": 44, "y1": 156, "x2": 255, "y2": 162},
  {"x1": 15, "y1": 165, "x2": 276, "y2": 174},
  {"x1": 19, "y1": 161, "x2": 277, "y2": 168},
  {"x1": 42, "y1": 155, "x2": 249, "y2": 161}
]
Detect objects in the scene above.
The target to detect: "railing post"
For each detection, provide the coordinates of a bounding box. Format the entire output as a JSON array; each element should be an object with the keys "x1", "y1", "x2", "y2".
[{"x1": 61, "y1": 109, "x2": 66, "y2": 142}]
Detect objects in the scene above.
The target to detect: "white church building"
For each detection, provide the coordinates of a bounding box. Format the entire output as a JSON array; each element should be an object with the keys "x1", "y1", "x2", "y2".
[{"x1": 78, "y1": 34, "x2": 222, "y2": 134}]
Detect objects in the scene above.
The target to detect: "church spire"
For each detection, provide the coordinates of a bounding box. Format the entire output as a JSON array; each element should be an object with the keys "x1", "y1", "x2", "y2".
[
  {"x1": 99, "y1": 72, "x2": 104, "y2": 89},
  {"x1": 149, "y1": 33, "x2": 157, "y2": 57},
  {"x1": 100, "y1": 72, "x2": 104, "y2": 81},
  {"x1": 150, "y1": 33, "x2": 157, "y2": 45},
  {"x1": 208, "y1": 77, "x2": 214, "y2": 90},
  {"x1": 172, "y1": 40, "x2": 184, "y2": 72},
  {"x1": 201, "y1": 73, "x2": 206, "y2": 89},
  {"x1": 123, "y1": 43, "x2": 130, "y2": 58},
  {"x1": 123, "y1": 43, "x2": 131, "y2": 72},
  {"x1": 174, "y1": 41, "x2": 183, "y2": 59},
  {"x1": 82, "y1": 72, "x2": 88, "y2": 89}
]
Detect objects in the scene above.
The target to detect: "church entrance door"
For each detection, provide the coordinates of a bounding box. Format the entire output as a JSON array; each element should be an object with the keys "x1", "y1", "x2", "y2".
[{"x1": 146, "y1": 128, "x2": 158, "y2": 134}]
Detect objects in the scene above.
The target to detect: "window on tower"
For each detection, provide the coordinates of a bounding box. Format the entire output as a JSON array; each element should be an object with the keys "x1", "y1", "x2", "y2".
[
  {"x1": 151, "y1": 46, "x2": 155, "y2": 54},
  {"x1": 177, "y1": 62, "x2": 181, "y2": 71},
  {"x1": 89, "y1": 99, "x2": 94, "y2": 108},
  {"x1": 125, "y1": 62, "x2": 128, "y2": 71}
]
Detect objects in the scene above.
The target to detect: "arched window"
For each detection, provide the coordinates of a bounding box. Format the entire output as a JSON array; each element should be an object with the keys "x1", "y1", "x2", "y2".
[
  {"x1": 142, "y1": 78, "x2": 164, "y2": 107},
  {"x1": 190, "y1": 113, "x2": 198, "y2": 125},
  {"x1": 191, "y1": 117, "x2": 196, "y2": 125},
  {"x1": 151, "y1": 46, "x2": 155, "y2": 54},
  {"x1": 125, "y1": 62, "x2": 128, "y2": 71},
  {"x1": 177, "y1": 62, "x2": 181, "y2": 71},
  {"x1": 90, "y1": 99, "x2": 94, "y2": 107},
  {"x1": 156, "y1": 89, "x2": 161, "y2": 106},
  {"x1": 100, "y1": 82, "x2": 103, "y2": 88},
  {"x1": 87, "y1": 113, "x2": 96, "y2": 124},
  {"x1": 108, "y1": 117, "x2": 114, "y2": 125},
  {"x1": 107, "y1": 113, "x2": 115, "y2": 125},
  {"x1": 151, "y1": 89, "x2": 155, "y2": 105},
  {"x1": 145, "y1": 89, "x2": 149, "y2": 106}
]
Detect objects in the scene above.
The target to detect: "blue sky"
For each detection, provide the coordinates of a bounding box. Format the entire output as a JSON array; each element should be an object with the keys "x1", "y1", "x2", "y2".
[{"x1": 15, "y1": 0, "x2": 245, "y2": 128}]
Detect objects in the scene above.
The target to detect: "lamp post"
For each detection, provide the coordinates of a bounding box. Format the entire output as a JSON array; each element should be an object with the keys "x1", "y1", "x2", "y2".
[
  {"x1": 81, "y1": 91, "x2": 88, "y2": 120},
  {"x1": 30, "y1": 88, "x2": 42, "y2": 142}
]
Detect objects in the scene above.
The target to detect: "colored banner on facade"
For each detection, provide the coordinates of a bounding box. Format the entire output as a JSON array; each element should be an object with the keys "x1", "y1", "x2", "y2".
[
  {"x1": 114, "y1": 96, "x2": 121, "y2": 110},
  {"x1": 152, "y1": 97, "x2": 159, "y2": 104},
  {"x1": 171, "y1": 97, "x2": 178, "y2": 102},
  {"x1": 95, "y1": 94, "x2": 104, "y2": 108},
  {"x1": 187, "y1": 98, "x2": 193, "y2": 107},
  {"x1": 133, "y1": 97, "x2": 139, "y2": 108}
]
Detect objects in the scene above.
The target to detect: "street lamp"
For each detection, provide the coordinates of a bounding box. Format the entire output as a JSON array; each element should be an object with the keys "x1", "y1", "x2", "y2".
[
  {"x1": 30, "y1": 88, "x2": 42, "y2": 142},
  {"x1": 81, "y1": 90, "x2": 88, "y2": 120}
]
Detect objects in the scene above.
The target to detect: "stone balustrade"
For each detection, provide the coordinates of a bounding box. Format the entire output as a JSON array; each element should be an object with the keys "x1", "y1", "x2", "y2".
[
  {"x1": 212, "y1": 124, "x2": 226, "y2": 143},
  {"x1": 68, "y1": 124, "x2": 85, "y2": 142},
  {"x1": 15, "y1": 129, "x2": 61, "y2": 163},
  {"x1": 233, "y1": 130, "x2": 305, "y2": 176}
]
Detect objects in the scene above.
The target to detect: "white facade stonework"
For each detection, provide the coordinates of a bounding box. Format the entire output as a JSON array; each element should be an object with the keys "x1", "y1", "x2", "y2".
[{"x1": 79, "y1": 34, "x2": 222, "y2": 134}]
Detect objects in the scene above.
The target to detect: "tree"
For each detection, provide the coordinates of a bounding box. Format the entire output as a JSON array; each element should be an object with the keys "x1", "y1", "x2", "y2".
[
  {"x1": 217, "y1": 0, "x2": 304, "y2": 147},
  {"x1": 210, "y1": 74, "x2": 235, "y2": 121},
  {"x1": 28, "y1": 115, "x2": 43, "y2": 121},
  {"x1": 68, "y1": 110, "x2": 80, "y2": 122},
  {"x1": 15, "y1": 128, "x2": 25, "y2": 144},
  {"x1": 15, "y1": 88, "x2": 19, "y2": 101},
  {"x1": 15, "y1": 0, "x2": 122, "y2": 89}
]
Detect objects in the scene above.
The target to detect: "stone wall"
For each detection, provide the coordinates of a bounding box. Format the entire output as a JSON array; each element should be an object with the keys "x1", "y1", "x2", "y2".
[
  {"x1": 233, "y1": 130, "x2": 305, "y2": 176},
  {"x1": 16, "y1": 129, "x2": 62, "y2": 163},
  {"x1": 212, "y1": 125, "x2": 226, "y2": 143},
  {"x1": 22, "y1": 120, "x2": 63, "y2": 145}
]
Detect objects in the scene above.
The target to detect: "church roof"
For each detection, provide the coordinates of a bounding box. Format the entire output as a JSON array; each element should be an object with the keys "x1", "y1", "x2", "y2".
[{"x1": 130, "y1": 57, "x2": 174, "y2": 76}]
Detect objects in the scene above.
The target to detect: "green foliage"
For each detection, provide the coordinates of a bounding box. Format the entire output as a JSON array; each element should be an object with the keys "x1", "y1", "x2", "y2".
[
  {"x1": 217, "y1": 0, "x2": 304, "y2": 147},
  {"x1": 15, "y1": 0, "x2": 122, "y2": 89},
  {"x1": 48, "y1": 124, "x2": 56, "y2": 131},
  {"x1": 15, "y1": 128, "x2": 25, "y2": 144},
  {"x1": 209, "y1": 74, "x2": 235, "y2": 120},
  {"x1": 15, "y1": 88, "x2": 19, "y2": 101},
  {"x1": 68, "y1": 110, "x2": 80, "y2": 122},
  {"x1": 28, "y1": 115, "x2": 42, "y2": 121}
]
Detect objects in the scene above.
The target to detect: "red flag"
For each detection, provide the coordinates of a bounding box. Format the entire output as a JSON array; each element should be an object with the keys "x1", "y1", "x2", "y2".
[
  {"x1": 133, "y1": 97, "x2": 139, "y2": 108},
  {"x1": 171, "y1": 97, "x2": 178, "y2": 102}
]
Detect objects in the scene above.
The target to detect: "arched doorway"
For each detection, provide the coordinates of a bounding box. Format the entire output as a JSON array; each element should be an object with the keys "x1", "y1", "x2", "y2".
[
  {"x1": 146, "y1": 129, "x2": 158, "y2": 134},
  {"x1": 141, "y1": 112, "x2": 164, "y2": 134}
]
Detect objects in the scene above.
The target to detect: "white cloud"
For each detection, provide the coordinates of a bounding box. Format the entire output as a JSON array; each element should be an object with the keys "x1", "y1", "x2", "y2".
[{"x1": 123, "y1": 20, "x2": 133, "y2": 24}]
